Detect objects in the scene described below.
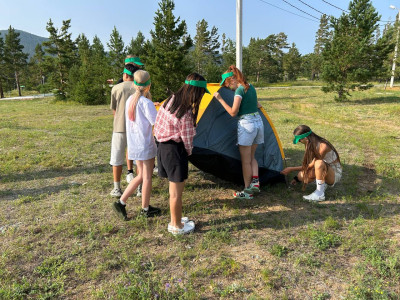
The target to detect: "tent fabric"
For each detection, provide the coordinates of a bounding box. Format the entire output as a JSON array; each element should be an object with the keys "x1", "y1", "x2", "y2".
[{"x1": 188, "y1": 84, "x2": 285, "y2": 185}]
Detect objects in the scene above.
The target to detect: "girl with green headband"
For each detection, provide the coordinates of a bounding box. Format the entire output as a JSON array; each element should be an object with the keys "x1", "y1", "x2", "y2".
[
  {"x1": 154, "y1": 73, "x2": 207, "y2": 235},
  {"x1": 112, "y1": 70, "x2": 161, "y2": 220},
  {"x1": 213, "y1": 65, "x2": 264, "y2": 200},
  {"x1": 281, "y1": 125, "x2": 342, "y2": 202}
]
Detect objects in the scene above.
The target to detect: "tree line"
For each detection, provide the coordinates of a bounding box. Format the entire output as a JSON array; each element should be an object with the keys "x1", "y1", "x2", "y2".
[{"x1": 0, "y1": 0, "x2": 398, "y2": 102}]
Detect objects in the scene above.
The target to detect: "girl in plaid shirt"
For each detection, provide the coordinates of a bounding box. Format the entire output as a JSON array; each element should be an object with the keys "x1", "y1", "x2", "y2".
[{"x1": 154, "y1": 73, "x2": 210, "y2": 235}]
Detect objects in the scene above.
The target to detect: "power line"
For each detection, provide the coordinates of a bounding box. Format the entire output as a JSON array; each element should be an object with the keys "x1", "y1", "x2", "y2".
[
  {"x1": 281, "y1": 0, "x2": 320, "y2": 20},
  {"x1": 257, "y1": 0, "x2": 319, "y2": 23},
  {"x1": 296, "y1": 0, "x2": 326, "y2": 15},
  {"x1": 321, "y1": 0, "x2": 348, "y2": 13}
]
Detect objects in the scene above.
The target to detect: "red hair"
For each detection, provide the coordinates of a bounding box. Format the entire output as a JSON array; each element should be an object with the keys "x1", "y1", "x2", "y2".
[{"x1": 223, "y1": 65, "x2": 250, "y2": 91}]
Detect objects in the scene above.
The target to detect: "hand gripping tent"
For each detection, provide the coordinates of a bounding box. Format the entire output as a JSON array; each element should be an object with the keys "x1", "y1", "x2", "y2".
[{"x1": 189, "y1": 83, "x2": 285, "y2": 185}]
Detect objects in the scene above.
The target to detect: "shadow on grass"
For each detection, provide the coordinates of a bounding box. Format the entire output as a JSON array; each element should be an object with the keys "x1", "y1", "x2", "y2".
[
  {"x1": 350, "y1": 96, "x2": 400, "y2": 105},
  {"x1": 259, "y1": 95, "x2": 319, "y2": 102},
  {"x1": 0, "y1": 182, "x2": 80, "y2": 201},
  {"x1": 195, "y1": 199, "x2": 400, "y2": 233},
  {"x1": 0, "y1": 163, "x2": 110, "y2": 183},
  {"x1": 185, "y1": 156, "x2": 399, "y2": 233}
]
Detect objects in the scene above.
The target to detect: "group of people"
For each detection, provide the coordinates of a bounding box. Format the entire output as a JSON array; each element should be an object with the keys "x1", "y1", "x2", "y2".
[{"x1": 108, "y1": 56, "x2": 343, "y2": 235}]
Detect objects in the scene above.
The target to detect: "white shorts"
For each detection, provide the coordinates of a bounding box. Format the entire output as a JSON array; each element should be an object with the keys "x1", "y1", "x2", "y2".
[
  {"x1": 237, "y1": 113, "x2": 264, "y2": 146},
  {"x1": 110, "y1": 132, "x2": 127, "y2": 166},
  {"x1": 328, "y1": 162, "x2": 342, "y2": 187}
]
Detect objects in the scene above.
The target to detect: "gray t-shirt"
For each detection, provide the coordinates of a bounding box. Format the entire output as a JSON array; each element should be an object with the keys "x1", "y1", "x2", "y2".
[{"x1": 110, "y1": 81, "x2": 133, "y2": 132}]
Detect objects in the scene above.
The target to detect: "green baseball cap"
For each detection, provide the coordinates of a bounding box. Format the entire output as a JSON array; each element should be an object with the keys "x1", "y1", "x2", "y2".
[{"x1": 185, "y1": 80, "x2": 210, "y2": 94}]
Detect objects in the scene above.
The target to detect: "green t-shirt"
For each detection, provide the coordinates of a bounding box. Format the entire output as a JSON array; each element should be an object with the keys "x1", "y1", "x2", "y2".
[{"x1": 235, "y1": 84, "x2": 258, "y2": 116}]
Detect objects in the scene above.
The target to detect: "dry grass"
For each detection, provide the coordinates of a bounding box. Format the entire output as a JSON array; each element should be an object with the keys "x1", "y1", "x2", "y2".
[{"x1": 1, "y1": 87, "x2": 400, "y2": 299}]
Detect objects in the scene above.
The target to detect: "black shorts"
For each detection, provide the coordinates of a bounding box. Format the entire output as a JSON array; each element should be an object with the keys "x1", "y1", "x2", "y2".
[{"x1": 157, "y1": 140, "x2": 188, "y2": 182}]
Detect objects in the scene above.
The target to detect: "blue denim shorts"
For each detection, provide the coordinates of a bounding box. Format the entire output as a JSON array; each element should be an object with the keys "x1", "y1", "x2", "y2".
[{"x1": 237, "y1": 112, "x2": 264, "y2": 146}]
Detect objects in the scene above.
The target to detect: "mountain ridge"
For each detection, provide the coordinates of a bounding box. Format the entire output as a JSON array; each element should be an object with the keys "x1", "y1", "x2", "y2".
[{"x1": 0, "y1": 29, "x2": 48, "y2": 58}]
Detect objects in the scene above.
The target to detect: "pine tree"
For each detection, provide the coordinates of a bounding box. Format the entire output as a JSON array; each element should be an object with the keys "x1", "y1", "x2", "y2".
[
  {"x1": 27, "y1": 44, "x2": 47, "y2": 91},
  {"x1": 43, "y1": 19, "x2": 76, "y2": 99},
  {"x1": 68, "y1": 34, "x2": 108, "y2": 105},
  {"x1": 191, "y1": 19, "x2": 221, "y2": 82},
  {"x1": 4, "y1": 26, "x2": 28, "y2": 96},
  {"x1": 126, "y1": 31, "x2": 146, "y2": 57},
  {"x1": 321, "y1": 0, "x2": 391, "y2": 101},
  {"x1": 144, "y1": 0, "x2": 193, "y2": 100},
  {"x1": 107, "y1": 26, "x2": 125, "y2": 81},
  {"x1": 221, "y1": 33, "x2": 236, "y2": 69},
  {"x1": 245, "y1": 33, "x2": 288, "y2": 83},
  {"x1": 312, "y1": 14, "x2": 330, "y2": 80},
  {"x1": 283, "y1": 43, "x2": 302, "y2": 81}
]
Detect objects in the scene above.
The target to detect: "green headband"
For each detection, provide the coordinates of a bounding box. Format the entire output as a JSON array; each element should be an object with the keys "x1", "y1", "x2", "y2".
[
  {"x1": 125, "y1": 57, "x2": 144, "y2": 65},
  {"x1": 293, "y1": 130, "x2": 312, "y2": 144},
  {"x1": 123, "y1": 68, "x2": 133, "y2": 76},
  {"x1": 220, "y1": 72, "x2": 234, "y2": 86},
  {"x1": 185, "y1": 80, "x2": 210, "y2": 94},
  {"x1": 134, "y1": 79, "x2": 151, "y2": 87}
]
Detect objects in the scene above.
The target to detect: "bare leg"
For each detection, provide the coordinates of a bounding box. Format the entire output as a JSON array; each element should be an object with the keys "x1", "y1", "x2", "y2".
[
  {"x1": 239, "y1": 145, "x2": 252, "y2": 188},
  {"x1": 113, "y1": 165, "x2": 122, "y2": 182},
  {"x1": 314, "y1": 160, "x2": 335, "y2": 185},
  {"x1": 169, "y1": 181, "x2": 185, "y2": 228},
  {"x1": 250, "y1": 144, "x2": 259, "y2": 177},
  {"x1": 120, "y1": 161, "x2": 143, "y2": 204},
  {"x1": 141, "y1": 158, "x2": 155, "y2": 209}
]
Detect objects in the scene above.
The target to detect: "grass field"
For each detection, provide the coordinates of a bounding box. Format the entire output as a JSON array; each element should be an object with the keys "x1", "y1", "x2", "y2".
[{"x1": 1, "y1": 86, "x2": 399, "y2": 299}]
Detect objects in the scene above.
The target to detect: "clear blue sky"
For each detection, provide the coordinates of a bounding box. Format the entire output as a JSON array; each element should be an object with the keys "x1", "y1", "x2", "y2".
[{"x1": 0, "y1": 0, "x2": 398, "y2": 55}]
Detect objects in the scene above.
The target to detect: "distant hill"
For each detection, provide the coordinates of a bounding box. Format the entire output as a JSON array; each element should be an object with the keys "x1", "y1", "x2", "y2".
[{"x1": 0, "y1": 29, "x2": 48, "y2": 58}]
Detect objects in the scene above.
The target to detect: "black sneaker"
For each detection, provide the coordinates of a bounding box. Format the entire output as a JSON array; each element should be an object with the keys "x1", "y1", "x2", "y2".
[
  {"x1": 140, "y1": 205, "x2": 161, "y2": 218},
  {"x1": 112, "y1": 201, "x2": 128, "y2": 221}
]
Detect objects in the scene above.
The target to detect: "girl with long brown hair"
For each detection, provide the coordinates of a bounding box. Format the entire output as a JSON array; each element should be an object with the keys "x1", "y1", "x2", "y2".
[
  {"x1": 154, "y1": 73, "x2": 210, "y2": 235},
  {"x1": 213, "y1": 65, "x2": 264, "y2": 199},
  {"x1": 112, "y1": 70, "x2": 161, "y2": 220},
  {"x1": 281, "y1": 125, "x2": 342, "y2": 202}
]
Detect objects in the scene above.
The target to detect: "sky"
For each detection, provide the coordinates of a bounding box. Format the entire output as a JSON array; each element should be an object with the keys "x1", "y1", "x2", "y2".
[{"x1": 0, "y1": 0, "x2": 398, "y2": 55}]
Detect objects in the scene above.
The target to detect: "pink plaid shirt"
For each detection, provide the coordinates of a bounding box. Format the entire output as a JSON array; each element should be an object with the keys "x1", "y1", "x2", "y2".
[{"x1": 154, "y1": 96, "x2": 196, "y2": 156}]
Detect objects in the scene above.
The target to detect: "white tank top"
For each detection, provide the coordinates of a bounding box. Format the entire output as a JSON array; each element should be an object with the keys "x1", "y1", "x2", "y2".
[{"x1": 317, "y1": 142, "x2": 338, "y2": 164}]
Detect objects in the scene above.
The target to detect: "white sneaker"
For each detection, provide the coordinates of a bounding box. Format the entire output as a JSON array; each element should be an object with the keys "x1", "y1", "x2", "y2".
[
  {"x1": 168, "y1": 220, "x2": 195, "y2": 235},
  {"x1": 136, "y1": 184, "x2": 142, "y2": 197},
  {"x1": 110, "y1": 188, "x2": 122, "y2": 198},
  {"x1": 126, "y1": 173, "x2": 134, "y2": 183},
  {"x1": 303, "y1": 191, "x2": 325, "y2": 202}
]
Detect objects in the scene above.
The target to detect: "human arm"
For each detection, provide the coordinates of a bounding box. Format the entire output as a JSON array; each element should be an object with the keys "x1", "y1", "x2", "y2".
[
  {"x1": 281, "y1": 166, "x2": 302, "y2": 175},
  {"x1": 213, "y1": 92, "x2": 242, "y2": 117}
]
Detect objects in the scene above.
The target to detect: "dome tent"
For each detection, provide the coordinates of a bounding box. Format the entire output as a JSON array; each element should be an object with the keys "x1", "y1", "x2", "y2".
[{"x1": 188, "y1": 83, "x2": 285, "y2": 185}]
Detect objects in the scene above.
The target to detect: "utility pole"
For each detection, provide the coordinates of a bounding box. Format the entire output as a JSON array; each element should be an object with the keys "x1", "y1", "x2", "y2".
[
  {"x1": 236, "y1": 0, "x2": 243, "y2": 71},
  {"x1": 390, "y1": 5, "x2": 400, "y2": 88}
]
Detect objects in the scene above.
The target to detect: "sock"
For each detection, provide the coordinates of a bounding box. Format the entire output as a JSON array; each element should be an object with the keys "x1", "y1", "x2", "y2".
[
  {"x1": 142, "y1": 207, "x2": 149, "y2": 211},
  {"x1": 315, "y1": 179, "x2": 326, "y2": 196},
  {"x1": 114, "y1": 182, "x2": 121, "y2": 189},
  {"x1": 127, "y1": 169, "x2": 133, "y2": 174},
  {"x1": 252, "y1": 176, "x2": 259, "y2": 183},
  {"x1": 120, "y1": 199, "x2": 126, "y2": 205}
]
